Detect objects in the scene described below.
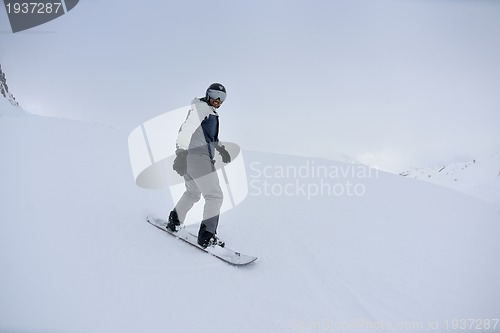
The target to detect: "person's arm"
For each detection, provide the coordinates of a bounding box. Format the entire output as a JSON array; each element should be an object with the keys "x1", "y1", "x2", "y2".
[
  {"x1": 215, "y1": 143, "x2": 231, "y2": 163},
  {"x1": 172, "y1": 103, "x2": 202, "y2": 176},
  {"x1": 176, "y1": 104, "x2": 202, "y2": 151}
]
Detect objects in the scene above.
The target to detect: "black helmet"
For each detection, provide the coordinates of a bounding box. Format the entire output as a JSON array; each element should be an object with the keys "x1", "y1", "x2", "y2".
[{"x1": 206, "y1": 83, "x2": 226, "y2": 102}]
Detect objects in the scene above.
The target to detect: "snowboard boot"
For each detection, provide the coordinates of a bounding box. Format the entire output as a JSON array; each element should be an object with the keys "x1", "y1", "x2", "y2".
[
  {"x1": 197, "y1": 223, "x2": 225, "y2": 248},
  {"x1": 166, "y1": 210, "x2": 181, "y2": 232}
]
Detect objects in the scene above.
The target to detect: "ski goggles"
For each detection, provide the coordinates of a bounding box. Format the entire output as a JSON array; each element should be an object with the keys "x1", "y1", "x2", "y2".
[{"x1": 207, "y1": 89, "x2": 226, "y2": 102}]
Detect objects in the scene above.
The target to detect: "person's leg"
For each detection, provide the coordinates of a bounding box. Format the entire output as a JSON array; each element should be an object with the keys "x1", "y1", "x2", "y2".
[
  {"x1": 186, "y1": 154, "x2": 223, "y2": 234},
  {"x1": 197, "y1": 170, "x2": 223, "y2": 234},
  {"x1": 173, "y1": 172, "x2": 201, "y2": 223},
  {"x1": 183, "y1": 154, "x2": 224, "y2": 247}
]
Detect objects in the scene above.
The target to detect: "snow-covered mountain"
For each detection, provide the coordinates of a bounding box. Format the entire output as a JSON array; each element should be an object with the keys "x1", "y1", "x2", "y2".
[
  {"x1": 400, "y1": 153, "x2": 500, "y2": 206},
  {"x1": 1, "y1": 101, "x2": 500, "y2": 333},
  {"x1": 0, "y1": 64, "x2": 21, "y2": 110}
]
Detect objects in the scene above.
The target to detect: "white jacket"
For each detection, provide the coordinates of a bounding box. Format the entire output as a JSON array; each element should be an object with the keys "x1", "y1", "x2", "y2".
[{"x1": 176, "y1": 98, "x2": 220, "y2": 159}]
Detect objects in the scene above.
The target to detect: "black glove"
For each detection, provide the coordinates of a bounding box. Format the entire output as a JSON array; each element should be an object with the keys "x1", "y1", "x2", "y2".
[
  {"x1": 173, "y1": 149, "x2": 188, "y2": 176},
  {"x1": 216, "y1": 144, "x2": 231, "y2": 163}
]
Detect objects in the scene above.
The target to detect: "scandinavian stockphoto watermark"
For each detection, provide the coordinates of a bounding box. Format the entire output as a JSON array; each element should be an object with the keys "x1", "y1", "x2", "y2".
[
  {"x1": 3, "y1": 0, "x2": 79, "y2": 33},
  {"x1": 249, "y1": 160, "x2": 379, "y2": 200},
  {"x1": 290, "y1": 318, "x2": 500, "y2": 331},
  {"x1": 128, "y1": 105, "x2": 249, "y2": 226}
]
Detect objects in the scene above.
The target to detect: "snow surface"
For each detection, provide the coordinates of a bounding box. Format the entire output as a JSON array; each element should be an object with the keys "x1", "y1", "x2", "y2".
[
  {"x1": 400, "y1": 154, "x2": 500, "y2": 207},
  {"x1": 1, "y1": 100, "x2": 500, "y2": 333}
]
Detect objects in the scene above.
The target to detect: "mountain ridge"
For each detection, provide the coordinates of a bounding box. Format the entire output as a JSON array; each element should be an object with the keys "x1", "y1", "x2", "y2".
[{"x1": 400, "y1": 152, "x2": 500, "y2": 206}]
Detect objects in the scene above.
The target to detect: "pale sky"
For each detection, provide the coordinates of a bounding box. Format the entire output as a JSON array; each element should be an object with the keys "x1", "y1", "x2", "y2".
[{"x1": 1, "y1": 0, "x2": 499, "y2": 172}]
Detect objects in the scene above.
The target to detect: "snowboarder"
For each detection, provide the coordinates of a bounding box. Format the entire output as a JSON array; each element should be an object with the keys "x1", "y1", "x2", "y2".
[{"x1": 167, "y1": 83, "x2": 231, "y2": 248}]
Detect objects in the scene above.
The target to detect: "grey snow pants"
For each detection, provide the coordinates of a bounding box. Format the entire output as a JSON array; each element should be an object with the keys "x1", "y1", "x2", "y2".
[{"x1": 174, "y1": 153, "x2": 223, "y2": 234}]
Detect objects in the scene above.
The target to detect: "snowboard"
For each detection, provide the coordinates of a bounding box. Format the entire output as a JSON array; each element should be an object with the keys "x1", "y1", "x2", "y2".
[{"x1": 146, "y1": 216, "x2": 257, "y2": 266}]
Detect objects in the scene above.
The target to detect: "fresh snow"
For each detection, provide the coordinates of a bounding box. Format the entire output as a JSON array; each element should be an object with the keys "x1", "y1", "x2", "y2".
[{"x1": 1, "y1": 101, "x2": 500, "y2": 333}]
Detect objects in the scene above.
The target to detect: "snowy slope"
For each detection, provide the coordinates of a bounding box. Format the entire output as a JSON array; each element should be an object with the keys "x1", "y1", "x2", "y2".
[
  {"x1": 400, "y1": 153, "x2": 500, "y2": 206},
  {"x1": 1, "y1": 104, "x2": 500, "y2": 333},
  {"x1": 0, "y1": 91, "x2": 25, "y2": 117}
]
